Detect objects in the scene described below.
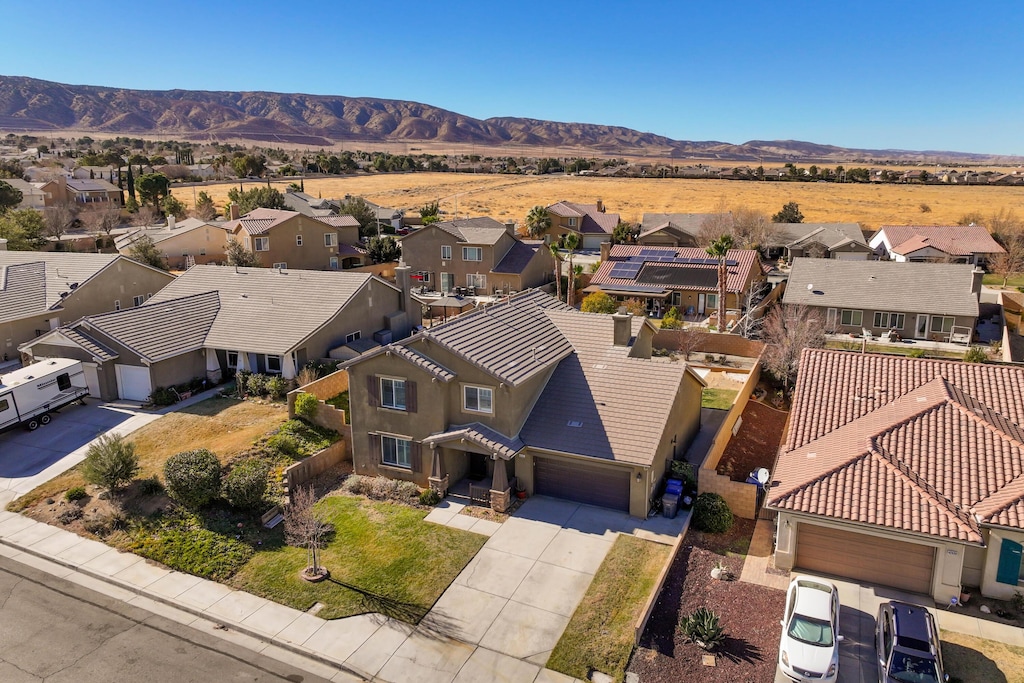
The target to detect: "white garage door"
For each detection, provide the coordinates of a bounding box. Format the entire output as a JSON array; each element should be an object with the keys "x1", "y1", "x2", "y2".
[
  {"x1": 833, "y1": 252, "x2": 868, "y2": 261},
  {"x1": 82, "y1": 363, "x2": 101, "y2": 398},
  {"x1": 582, "y1": 235, "x2": 607, "y2": 251},
  {"x1": 115, "y1": 364, "x2": 153, "y2": 402}
]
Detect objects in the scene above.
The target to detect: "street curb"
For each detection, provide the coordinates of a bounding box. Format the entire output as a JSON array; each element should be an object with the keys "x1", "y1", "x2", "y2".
[{"x1": 0, "y1": 533, "x2": 370, "y2": 681}]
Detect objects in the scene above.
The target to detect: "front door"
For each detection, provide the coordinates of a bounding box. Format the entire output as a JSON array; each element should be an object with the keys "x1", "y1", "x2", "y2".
[
  {"x1": 697, "y1": 293, "x2": 706, "y2": 314},
  {"x1": 915, "y1": 314, "x2": 929, "y2": 339},
  {"x1": 468, "y1": 452, "x2": 488, "y2": 481}
]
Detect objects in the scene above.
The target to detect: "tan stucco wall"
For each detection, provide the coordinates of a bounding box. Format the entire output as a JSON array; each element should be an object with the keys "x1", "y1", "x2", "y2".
[
  {"x1": 297, "y1": 278, "x2": 414, "y2": 360},
  {"x1": 120, "y1": 227, "x2": 230, "y2": 270},
  {"x1": 980, "y1": 527, "x2": 1024, "y2": 600},
  {"x1": 809, "y1": 305, "x2": 977, "y2": 338},
  {"x1": 400, "y1": 225, "x2": 526, "y2": 292},
  {"x1": 149, "y1": 350, "x2": 207, "y2": 390},
  {"x1": 235, "y1": 215, "x2": 358, "y2": 271}
]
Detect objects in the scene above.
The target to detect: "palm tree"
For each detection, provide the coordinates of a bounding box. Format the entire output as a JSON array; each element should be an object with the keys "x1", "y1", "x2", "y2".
[
  {"x1": 549, "y1": 242, "x2": 563, "y2": 301},
  {"x1": 525, "y1": 205, "x2": 551, "y2": 239},
  {"x1": 706, "y1": 235, "x2": 734, "y2": 332},
  {"x1": 562, "y1": 232, "x2": 581, "y2": 307}
]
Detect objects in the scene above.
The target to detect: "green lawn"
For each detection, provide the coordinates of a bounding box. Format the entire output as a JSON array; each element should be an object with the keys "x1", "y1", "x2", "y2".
[
  {"x1": 701, "y1": 388, "x2": 738, "y2": 410},
  {"x1": 982, "y1": 273, "x2": 1024, "y2": 289},
  {"x1": 941, "y1": 630, "x2": 1024, "y2": 683},
  {"x1": 229, "y1": 495, "x2": 486, "y2": 623},
  {"x1": 547, "y1": 535, "x2": 670, "y2": 683},
  {"x1": 825, "y1": 340, "x2": 965, "y2": 359}
]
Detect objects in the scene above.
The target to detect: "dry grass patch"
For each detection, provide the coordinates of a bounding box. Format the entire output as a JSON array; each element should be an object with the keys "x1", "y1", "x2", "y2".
[{"x1": 941, "y1": 630, "x2": 1024, "y2": 683}]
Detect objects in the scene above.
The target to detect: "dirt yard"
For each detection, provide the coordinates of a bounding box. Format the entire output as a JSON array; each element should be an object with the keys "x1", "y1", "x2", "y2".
[
  {"x1": 716, "y1": 401, "x2": 789, "y2": 482},
  {"x1": 629, "y1": 519, "x2": 785, "y2": 683},
  {"x1": 174, "y1": 172, "x2": 1023, "y2": 232}
]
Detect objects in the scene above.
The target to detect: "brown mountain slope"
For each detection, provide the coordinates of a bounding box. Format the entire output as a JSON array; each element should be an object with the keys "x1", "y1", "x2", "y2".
[{"x1": 0, "y1": 75, "x2": 1018, "y2": 162}]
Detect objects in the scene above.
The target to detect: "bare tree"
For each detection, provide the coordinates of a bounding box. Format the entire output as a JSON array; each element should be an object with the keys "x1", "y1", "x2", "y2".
[
  {"x1": 736, "y1": 280, "x2": 771, "y2": 339},
  {"x1": 131, "y1": 204, "x2": 159, "y2": 227},
  {"x1": 284, "y1": 486, "x2": 333, "y2": 579},
  {"x1": 991, "y1": 233, "x2": 1024, "y2": 287},
  {"x1": 82, "y1": 205, "x2": 123, "y2": 247},
  {"x1": 673, "y1": 325, "x2": 706, "y2": 360},
  {"x1": 733, "y1": 207, "x2": 782, "y2": 254},
  {"x1": 44, "y1": 201, "x2": 78, "y2": 239},
  {"x1": 696, "y1": 203, "x2": 734, "y2": 247},
  {"x1": 762, "y1": 304, "x2": 827, "y2": 391}
]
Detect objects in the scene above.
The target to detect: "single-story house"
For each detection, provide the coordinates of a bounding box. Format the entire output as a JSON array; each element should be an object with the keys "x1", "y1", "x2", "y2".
[
  {"x1": 637, "y1": 213, "x2": 715, "y2": 247},
  {"x1": 870, "y1": 225, "x2": 1005, "y2": 267},
  {"x1": 769, "y1": 348, "x2": 1024, "y2": 602},
  {"x1": 20, "y1": 264, "x2": 420, "y2": 401},
  {"x1": 341, "y1": 289, "x2": 705, "y2": 517},
  {"x1": 782, "y1": 258, "x2": 981, "y2": 341},
  {"x1": 774, "y1": 223, "x2": 872, "y2": 261}
]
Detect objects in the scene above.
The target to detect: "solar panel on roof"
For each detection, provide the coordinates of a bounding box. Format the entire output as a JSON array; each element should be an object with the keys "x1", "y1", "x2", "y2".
[
  {"x1": 609, "y1": 263, "x2": 643, "y2": 279},
  {"x1": 638, "y1": 248, "x2": 675, "y2": 256}
]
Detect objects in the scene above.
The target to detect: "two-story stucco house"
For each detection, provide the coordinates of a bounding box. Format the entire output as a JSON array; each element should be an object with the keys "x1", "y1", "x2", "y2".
[
  {"x1": 227, "y1": 208, "x2": 364, "y2": 271},
  {"x1": 115, "y1": 216, "x2": 233, "y2": 270},
  {"x1": 543, "y1": 200, "x2": 620, "y2": 250}
]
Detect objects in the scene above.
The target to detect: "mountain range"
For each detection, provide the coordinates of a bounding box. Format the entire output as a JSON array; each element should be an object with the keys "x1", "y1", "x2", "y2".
[{"x1": 0, "y1": 76, "x2": 1018, "y2": 163}]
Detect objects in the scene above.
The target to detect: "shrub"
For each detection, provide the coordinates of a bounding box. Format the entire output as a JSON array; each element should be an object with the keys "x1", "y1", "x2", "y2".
[
  {"x1": 294, "y1": 392, "x2": 319, "y2": 420},
  {"x1": 267, "y1": 433, "x2": 301, "y2": 458},
  {"x1": 266, "y1": 376, "x2": 289, "y2": 400},
  {"x1": 342, "y1": 475, "x2": 419, "y2": 502},
  {"x1": 964, "y1": 346, "x2": 988, "y2": 363},
  {"x1": 419, "y1": 489, "x2": 441, "y2": 506},
  {"x1": 681, "y1": 607, "x2": 726, "y2": 651},
  {"x1": 580, "y1": 291, "x2": 619, "y2": 314},
  {"x1": 276, "y1": 419, "x2": 337, "y2": 455},
  {"x1": 245, "y1": 373, "x2": 268, "y2": 397},
  {"x1": 81, "y1": 434, "x2": 140, "y2": 494},
  {"x1": 164, "y1": 449, "x2": 222, "y2": 509},
  {"x1": 138, "y1": 476, "x2": 164, "y2": 496},
  {"x1": 84, "y1": 511, "x2": 128, "y2": 537},
  {"x1": 661, "y1": 306, "x2": 682, "y2": 330},
  {"x1": 1012, "y1": 591, "x2": 1024, "y2": 615},
  {"x1": 65, "y1": 486, "x2": 87, "y2": 502},
  {"x1": 907, "y1": 348, "x2": 926, "y2": 358},
  {"x1": 149, "y1": 387, "x2": 178, "y2": 406},
  {"x1": 296, "y1": 366, "x2": 318, "y2": 388},
  {"x1": 223, "y1": 458, "x2": 270, "y2": 510},
  {"x1": 668, "y1": 460, "x2": 696, "y2": 490},
  {"x1": 692, "y1": 492, "x2": 734, "y2": 533},
  {"x1": 58, "y1": 507, "x2": 84, "y2": 524}
]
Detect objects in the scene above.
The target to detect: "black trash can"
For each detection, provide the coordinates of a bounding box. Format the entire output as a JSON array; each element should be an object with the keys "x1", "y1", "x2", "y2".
[{"x1": 662, "y1": 493, "x2": 680, "y2": 519}]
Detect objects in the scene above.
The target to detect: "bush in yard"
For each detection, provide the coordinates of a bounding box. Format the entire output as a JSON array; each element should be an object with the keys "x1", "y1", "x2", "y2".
[
  {"x1": 681, "y1": 607, "x2": 726, "y2": 651},
  {"x1": 419, "y1": 489, "x2": 441, "y2": 506},
  {"x1": 964, "y1": 346, "x2": 988, "y2": 363},
  {"x1": 266, "y1": 376, "x2": 289, "y2": 399},
  {"x1": 907, "y1": 348, "x2": 926, "y2": 358},
  {"x1": 294, "y1": 392, "x2": 319, "y2": 420},
  {"x1": 81, "y1": 433, "x2": 140, "y2": 495},
  {"x1": 267, "y1": 433, "x2": 301, "y2": 457},
  {"x1": 342, "y1": 475, "x2": 419, "y2": 502},
  {"x1": 149, "y1": 386, "x2": 177, "y2": 406},
  {"x1": 164, "y1": 449, "x2": 222, "y2": 509},
  {"x1": 692, "y1": 492, "x2": 734, "y2": 533},
  {"x1": 223, "y1": 458, "x2": 271, "y2": 510},
  {"x1": 245, "y1": 372, "x2": 268, "y2": 397},
  {"x1": 65, "y1": 486, "x2": 87, "y2": 502}
]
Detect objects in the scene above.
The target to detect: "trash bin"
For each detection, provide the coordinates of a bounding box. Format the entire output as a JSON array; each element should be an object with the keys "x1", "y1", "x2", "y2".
[
  {"x1": 665, "y1": 478, "x2": 684, "y2": 496},
  {"x1": 662, "y1": 493, "x2": 680, "y2": 519}
]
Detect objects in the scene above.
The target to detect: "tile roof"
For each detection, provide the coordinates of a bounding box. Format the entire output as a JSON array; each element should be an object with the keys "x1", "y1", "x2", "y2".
[
  {"x1": 520, "y1": 312, "x2": 691, "y2": 466},
  {"x1": 425, "y1": 423, "x2": 525, "y2": 460},
  {"x1": 58, "y1": 327, "x2": 118, "y2": 361},
  {"x1": 231, "y1": 208, "x2": 302, "y2": 235},
  {"x1": 782, "y1": 258, "x2": 980, "y2": 318},
  {"x1": 388, "y1": 345, "x2": 456, "y2": 382},
  {"x1": 547, "y1": 201, "x2": 619, "y2": 234},
  {"x1": 492, "y1": 241, "x2": 541, "y2": 274},
  {"x1": 318, "y1": 215, "x2": 361, "y2": 229},
  {"x1": 431, "y1": 217, "x2": 508, "y2": 245},
  {"x1": 640, "y1": 213, "x2": 718, "y2": 236},
  {"x1": 879, "y1": 225, "x2": 1005, "y2": 257},
  {"x1": 589, "y1": 245, "x2": 759, "y2": 294},
  {"x1": 75, "y1": 291, "x2": 220, "y2": 362},
  {"x1": 0, "y1": 252, "x2": 124, "y2": 323},
  {"x1": 66, "y1": 178, "x2": 119, "y2": 193},
  {"x1": 146, "y1": 265, "x2": 379, "y2": 355},
  {"x1": 421, "y1": 289, "x2": 574, "y2": 386},
  {"x1": 769, "y1": 349, "x2": 1024, "y2": 540},
  {"x1": 782, "y1": 223, "x2": 868, "y2": 250},
  {"x1": 114, "y1": 218, "x2": 227, "y2": 249}
]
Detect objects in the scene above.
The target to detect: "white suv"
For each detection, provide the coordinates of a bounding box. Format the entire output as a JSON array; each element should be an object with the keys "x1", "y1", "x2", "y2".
[{"x1": 779, "y1": 576, "x2": 844, "y2": 682}]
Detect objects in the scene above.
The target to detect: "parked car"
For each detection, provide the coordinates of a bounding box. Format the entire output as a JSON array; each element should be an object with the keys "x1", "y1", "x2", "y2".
[
  {"x1": 875, "y1": 600, "x2": 947, "y2": 683},
  {"x1": 779, "y1": 576, "x2": 843, "y2": 683}
]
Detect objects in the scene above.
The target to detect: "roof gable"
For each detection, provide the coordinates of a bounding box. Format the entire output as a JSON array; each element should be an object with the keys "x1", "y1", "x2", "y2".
[{"x1": 879, "y1": 225, "x2": 1005, "y2": 256}]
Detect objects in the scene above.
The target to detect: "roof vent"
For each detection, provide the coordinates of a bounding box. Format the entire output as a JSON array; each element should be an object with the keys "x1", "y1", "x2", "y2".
[
  {"x1": 593, "y1": 364, "x2": 607, "y2": 369},
  {"x1": 806, "y1": 283, "x2": 814, "y2": 291},
  {"x1": 567, "y1": 420, "x2": 583, "y2": 428},
  {"x1": 239, "y1": 293, "x2": 248, "y2": 299},
  {"x1": 806, "y1": 452, "x2": 817, "y2": 459}
]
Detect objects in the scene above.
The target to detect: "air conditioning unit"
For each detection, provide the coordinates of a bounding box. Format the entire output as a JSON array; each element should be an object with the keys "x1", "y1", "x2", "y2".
[{"x1": 373, "y1": 329, "x2": 393, "y2": 345}]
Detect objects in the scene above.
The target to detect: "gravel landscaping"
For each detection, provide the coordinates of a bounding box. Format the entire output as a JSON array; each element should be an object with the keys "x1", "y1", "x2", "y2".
[{"x1": 715, "y1": 400, "x2": 788, "y2": 482}]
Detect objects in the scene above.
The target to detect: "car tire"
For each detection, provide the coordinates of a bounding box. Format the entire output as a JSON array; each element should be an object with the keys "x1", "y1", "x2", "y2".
[
  {"x1": 26, "y1": 419, "x2": 39, "y2": 431},
  {"x1": 39, "y1": 413, "x2": 52, "y2": 425}
]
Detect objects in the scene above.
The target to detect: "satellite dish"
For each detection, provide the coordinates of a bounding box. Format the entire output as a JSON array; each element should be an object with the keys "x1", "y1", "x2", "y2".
[
  {"x1": 754, "y1": 468, "x2": 770, "y2": 485},
  {"x1": 807, "y1": 283, "x2": 814, "y2": 291}
]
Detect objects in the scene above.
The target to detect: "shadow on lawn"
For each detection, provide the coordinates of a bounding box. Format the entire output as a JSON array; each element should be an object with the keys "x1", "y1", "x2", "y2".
[{"x1": 324, "y1": 577, "x2": 457, "y2": 635}]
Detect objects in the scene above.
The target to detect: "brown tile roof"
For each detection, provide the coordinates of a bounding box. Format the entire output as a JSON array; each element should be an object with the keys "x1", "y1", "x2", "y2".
[
  {"x1": 879, "y1": 225, "x2": 1005, "y2": 257},
  {"x1": 589, "y1": 245, "x2": 759, "y2": 294},
  {"x1": 232, "y1": 208, "x2": 301, "y2": 235},
  {"x1": 768, "y1": 349, "x2": 1024, "y2": 541},
  {"x1": 318, "y1": 215, "x2": 361, "y2": 229},
  {"x1": 425, "y1": 423, "x2": 525, "y2": 460},
  {"x1": 492, "y1": 241, "x2": 540, "y2": 274},
  {"x1": 388, "y1": 345, "x2": 456, "y2": 382},
  {"x1": 547, "y1": 201, "x2": 619, "y2": 234}
]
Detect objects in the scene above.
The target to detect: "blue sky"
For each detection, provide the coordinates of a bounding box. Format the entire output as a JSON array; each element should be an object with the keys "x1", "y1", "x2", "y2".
[{"x1": 2, "y1": 2, "x2": 1022, "y2": 154}]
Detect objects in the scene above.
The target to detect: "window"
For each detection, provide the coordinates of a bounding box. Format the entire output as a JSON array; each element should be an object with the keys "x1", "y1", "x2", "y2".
[
  {"x1": 467, "y1": 273, "x2": 486, "y2": 290},
  {"x1": 330, "y1": 256, "x2": 339, "y2": 270},
  {"x1": 56, "y1": 373, "x2": 71, "y2": 391},
  {"x1": 381, "y1": 435, "x2": 411, "y2": 468},
  {"x1": 114, "y1": 300, "x2": 121, "y2": 311},
  {"x1": 295, "y1": 234, "x2": 303, "y2": 247},
  {"x1": 416, "y1": 271, "x2": 430, "y2": 283},
  {"x1": 133, "y1": 295, "x2": 145, "y2": 307},
  {"x1": 227, "y1": 351, "x2": 239, "y2": 369},
  {"x1": 930, "y1": 316, "x2": 954, "y2": 334},
  {"x1": 0, "y1": 399, "x2": 8, "y2": 412},
  {"x1": 568, "y1": 217, "x2": 577, "y2": 228},
  {"x1": 464, "y1": 385, "x2": 493, "y2": 413},
  {"x1": 873, "y1": 312, "x2": 906, "y2": 329},
  {"x1": 324, "y1": 233, "x2": 337, "y2": 248},
  {"x1": 706, "y1": 293, "x2": 719, "y2": 310},
  {"x1": 272, "y1": 262, "x2": 287, "y2": 269},
  {"x1": 380, "y1": 377, "x2": 407, "y2": 410},
  {"x1": 840, "y1": 309, "x2": 863, "y2": 326},
  {"x1": 265, "y1": 355, "x2": 282, "y2": 375},
  {"x1": 440, "y1": 273, "x2": 454, "y2": 293},
  {"x1": 462, "y1": 246, "x2": 483, "y2": 261},
  {"x1": 346, "y1": 331, "x2": 361, "y2": 343},
  {"x1": 200, "y1": 248, "x2": 206, "y2": 256},
  {"x1": 254, "y1": 237, "x2": 269, "y2": 251},
  {"x1": 441, "y1": 245, "x2": 452, "y2": 260}
]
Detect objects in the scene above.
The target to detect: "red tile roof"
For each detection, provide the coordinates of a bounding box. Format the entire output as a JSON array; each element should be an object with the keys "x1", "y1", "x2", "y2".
[
  {"x1": 769, "y1": 349, "x2": 1024, "y2": 542},
  {"x1": 589, "y1": 245, "x2": 759, "y2": 293},
  {"x1": 880, "y1": 225, "x2": 1005, "y2": 257},
  {"x1": 547, "y1": 201, "x2": 619, "y2": 234}
]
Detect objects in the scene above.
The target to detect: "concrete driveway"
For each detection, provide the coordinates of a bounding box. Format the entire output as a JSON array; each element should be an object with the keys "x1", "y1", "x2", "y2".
[{"x1": 0, "y1": 399, "x2": 159, "y2": 506}]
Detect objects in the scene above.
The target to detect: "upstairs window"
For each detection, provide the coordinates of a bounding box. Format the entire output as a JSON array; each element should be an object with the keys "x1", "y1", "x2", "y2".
[
  {"x1": 324, "y1": 233, "x2": 337, "y2": 248},
  {"x1": 254, "y1": 237, "x2": 269, "y2": 251},
  {"x1": 441, "y1": 245, "x2": 452, "y2": 260},
  {"x1": 381, "y1": 377, "x2": 407, "y2": 410},
  {"x1": 462, "y1": 247, "x2": 483, "y2": 261},
  {"x1": 464, "y1": 385, "x2": 493, "y2": 413}
]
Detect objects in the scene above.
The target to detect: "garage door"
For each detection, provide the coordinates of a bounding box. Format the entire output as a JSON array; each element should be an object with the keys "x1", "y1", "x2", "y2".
[
  {"x1": 534, "y1": 456, "x2": 630, "y2": 512},
  {"x1": 115, "y1": 364, "x2": 153, "y2": 402},
  {"x1": 833, "y1": 252, "x2": 868, "y2": 260},
  {"x1": 796, "y1": 524, "x2": 935, "y2": 594}
]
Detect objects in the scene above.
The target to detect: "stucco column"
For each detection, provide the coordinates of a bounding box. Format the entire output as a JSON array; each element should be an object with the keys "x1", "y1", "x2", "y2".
[
  {"x1": 490, "y1": 455, "x2": 511, "y2": 513},
  {"x1": 282, "y1": 352, "x2": 296, "y2": 380},
  {"x1": 236, "y1": 351, "x2": 251, "y2": 372},
  {"x1": 427, "y1": 445, "x2": 449, "y2": 496},
  {"x1": 205, "y1": 348, "x2": 222, "y2": 384}
]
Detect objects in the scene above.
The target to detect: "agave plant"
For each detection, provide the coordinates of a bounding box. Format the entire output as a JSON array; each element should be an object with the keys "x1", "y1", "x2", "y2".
[{"x1": 681, "y1": 607, "x2": 726, "y2": 651}]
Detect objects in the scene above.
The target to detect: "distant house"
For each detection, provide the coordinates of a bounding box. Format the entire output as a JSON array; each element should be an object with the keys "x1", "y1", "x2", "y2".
[
  {"x1": 637, "y1": 213, "x2": 715, "y2": 247},
  {"x1": 38, "y1": 176, "x2": 121, "y2": 207},
  {"x1": 225, "y1": 208, "x2": 363, "y2": 271},
  {"x1": 870, "y1": 225, "x2": 1005, "y2": 266},
  {"x1": 282, "y1": 189, "x2": 339, "y2": 218},
  {"x1": 398, "y1": 217, "x2": 551, "y2": 295},
  {"x1": 115, "y1": 216, "x2": 232, "y2": 270},
  {"x1": 775, "y1": 223, "x2": 871, "y2": 261},
  {"x1": 1, "y1": 177, "x2": 47, "y2": 210},
  {"x1": 0, "y1": 250, "x2": 175, "y2": 358},
  {"x1": 72, "y1": 166, "x2": 117, "y2": 182},
  {"x1": 769, "y1": 349, "x2": 1024, "y2": 601},
  {"x1": 782, "y1": 258, "x2": 981, "y2": 340},
  {"x1": 21, "y1": 265, "x2": 419, "y2": 400},
  {"x1": 587, "y1": 245, "x2": 763, "y2": 318},
  {"x1": 543, "y1": 200, "x2": 620, "y2": 250}
]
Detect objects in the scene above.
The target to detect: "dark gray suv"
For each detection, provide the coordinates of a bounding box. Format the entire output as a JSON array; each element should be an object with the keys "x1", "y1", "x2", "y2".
[{"x1": 875, "y1": 601, "x2": 947, "y2": 683}]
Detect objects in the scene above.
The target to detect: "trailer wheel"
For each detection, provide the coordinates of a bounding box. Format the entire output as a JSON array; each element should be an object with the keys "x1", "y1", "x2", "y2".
[
  {"x1": 39, "y1": 413, "x2": 52, "y2": 425},
  {"x1": 26, "y1": 418, "x2": 40, "y2": 431}
]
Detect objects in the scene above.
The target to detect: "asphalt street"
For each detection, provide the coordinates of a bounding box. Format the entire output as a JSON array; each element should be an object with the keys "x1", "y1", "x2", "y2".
[{"x1": 0, "y1": 554, "x2": 333, "y2": 683}]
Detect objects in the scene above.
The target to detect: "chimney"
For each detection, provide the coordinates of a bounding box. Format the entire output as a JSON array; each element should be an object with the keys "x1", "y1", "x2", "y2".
[
  {"x1": 612, "y1": 313, "x2": 632, "y2": 347},
  {"x1": 229, "y1": 203, "x2": 240, "y2": 221},
  {"x1": 971, "y1": 267, "x2": 984, "y2": 297},
  {"x1": 600, "y1": 241, "x2": 611, "y2": 263},
  {"x1": 395, "y1": 258, "x2": 414, "y2": 316},
  {"x1": 504, "y1": 220, "x2": 517, "y2": 237},
  {"x1": 167, "y1": 214, "x2": 176, "y2": 230},
  {"x1": 0, "y1": 238, "x2": 7, "y2": 251},
  {"x1": 596, "y1": 198, "x2": 605, "y2": 213}
]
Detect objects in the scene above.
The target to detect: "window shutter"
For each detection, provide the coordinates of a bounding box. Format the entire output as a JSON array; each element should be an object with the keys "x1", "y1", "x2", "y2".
[
  {"x1": 366, "y1": 374, "x2": 379, "y2": 408},
  {"x1": 406, "y1": 381, "x2": 417, "y2": 413},
  {"x1": 410, "y1": 441, "x2": 422, "y2": 472},
  {"x1": 368, "y1": 433, "x2": 382, "y2": 464},
  {"x1": 996, "y1": 538, "x2": 1023, "y2": 585}
]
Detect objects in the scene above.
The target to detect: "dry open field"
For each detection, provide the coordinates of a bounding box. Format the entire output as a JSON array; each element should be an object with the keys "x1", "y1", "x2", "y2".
[{"x1": 175, "y1": 173, "x2": 1024, "y2": 231}]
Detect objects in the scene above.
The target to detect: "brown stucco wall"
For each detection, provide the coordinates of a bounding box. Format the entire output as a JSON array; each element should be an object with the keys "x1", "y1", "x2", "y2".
[
  {"x1": 235, "y1": 214, "x2": 355, "y2": 271},
  {"x1": 122, "y1": 227, "x2": 230, "y2": 270},
  {"x1": 149, "y1": 350, "x2": 208, "y2": 391},
  {"x1": 807, "y1": 305, "x2": 977, "y2": 339},
  {"x1": 399, "y1": 224, "x2": 511, "y2": 292}
]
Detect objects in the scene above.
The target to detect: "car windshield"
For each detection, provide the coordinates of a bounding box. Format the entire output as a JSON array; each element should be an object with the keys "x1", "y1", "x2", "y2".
[
  {"x1": 787, "y1": 614, "x2": 834, "y2": 647},
  {"x1": 888, "y1": 651, "x2": 939, "y2": 682}
]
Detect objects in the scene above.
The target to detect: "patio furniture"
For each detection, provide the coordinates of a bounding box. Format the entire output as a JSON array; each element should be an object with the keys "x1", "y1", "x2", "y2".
[
  {"x1": 949, "y1": 326, "x2": 972, "y2": 345},
  {"x1": 862, "y1": 328, "x2": 875, "y2": 341}
]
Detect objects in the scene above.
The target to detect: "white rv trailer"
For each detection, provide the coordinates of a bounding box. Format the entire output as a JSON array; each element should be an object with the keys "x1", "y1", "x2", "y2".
[{"x1": 0, "y1": 358, "x2": 90, "y2": 433}]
